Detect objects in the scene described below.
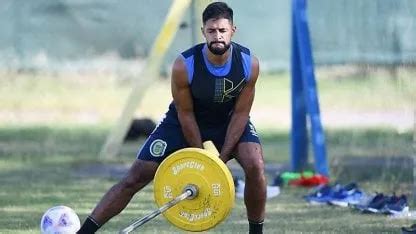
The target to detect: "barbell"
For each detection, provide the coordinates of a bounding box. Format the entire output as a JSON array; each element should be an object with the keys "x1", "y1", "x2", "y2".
[{"x1": 119, "y1": 141, "x2": 235, "y2": 233}]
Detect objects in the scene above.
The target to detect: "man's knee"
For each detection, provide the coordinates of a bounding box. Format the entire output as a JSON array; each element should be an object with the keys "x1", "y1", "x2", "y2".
[
  {"x1": 244, "y1": 158, "x2": 265, "y2": 176},
  {"x1": 118, "y1": 160, "x2": 158, "y2": 193},
  {"x1": 237, "y1": 142, "x2": 265, "y2": 176},
  {"x1": 119, "y1": 176, "x2": 146, "y2": 193}
]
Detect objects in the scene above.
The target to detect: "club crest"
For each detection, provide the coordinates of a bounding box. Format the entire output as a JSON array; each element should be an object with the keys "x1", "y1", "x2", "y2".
[{"x1": 150, "y1": 139, "x2": 167, "y2": 157}]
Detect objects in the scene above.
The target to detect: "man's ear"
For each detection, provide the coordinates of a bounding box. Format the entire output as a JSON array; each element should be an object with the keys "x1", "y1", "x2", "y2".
[{"x1": 232, "y1": 25, "x2": 237, "y2": 35}]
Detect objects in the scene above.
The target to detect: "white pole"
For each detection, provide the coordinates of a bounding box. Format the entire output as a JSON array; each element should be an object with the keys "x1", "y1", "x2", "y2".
[
  {"x1": 99, "y1": 0, "x2": 192, "y2": 159},
  {"x1": 413, "y1": 107, "x2": 416, "y2": 203}
]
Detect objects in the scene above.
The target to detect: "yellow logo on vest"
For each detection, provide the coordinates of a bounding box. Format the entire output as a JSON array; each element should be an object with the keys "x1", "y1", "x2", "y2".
[{"x1": 214, "y1": 78, "x2": 245, "y2": 103}]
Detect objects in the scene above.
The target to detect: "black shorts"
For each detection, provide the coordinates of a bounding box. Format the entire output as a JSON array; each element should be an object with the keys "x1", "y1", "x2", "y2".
[{"x1": 136, "y1": 120, "x2": 260, "y2": 163}]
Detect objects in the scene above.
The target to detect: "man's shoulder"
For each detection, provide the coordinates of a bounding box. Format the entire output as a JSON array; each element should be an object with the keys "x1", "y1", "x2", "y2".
[
  {"x1": 181, "y1": 43, "x2": 205, "y2": 58},
  {"x1": 231, "y1": 42, "x2": 250, "y2": 55}
]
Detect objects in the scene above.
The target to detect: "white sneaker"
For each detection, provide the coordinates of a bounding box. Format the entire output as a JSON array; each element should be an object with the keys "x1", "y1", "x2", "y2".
[
  {"x1": 267, "y1": 185, "x2": 280, "y2": 199},
  {"x1": 234, "y1": 179, "x2": 280, "y2": 199},
  {"x1": 235, "y1": 179, "x2": 245, "y2": 199}
]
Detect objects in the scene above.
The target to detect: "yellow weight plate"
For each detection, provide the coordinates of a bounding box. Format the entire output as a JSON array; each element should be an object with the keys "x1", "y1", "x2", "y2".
[{"x1": 153, "y1": 143, "x2": 235, "y2": 232}]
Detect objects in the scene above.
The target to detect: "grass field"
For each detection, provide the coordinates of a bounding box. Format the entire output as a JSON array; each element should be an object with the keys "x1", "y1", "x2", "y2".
[{"x1": 0, "y1": 68, "x2": 414, "y2": 233}]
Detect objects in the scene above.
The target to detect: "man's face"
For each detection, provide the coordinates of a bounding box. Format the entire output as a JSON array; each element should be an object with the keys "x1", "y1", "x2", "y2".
[{"x1": 202, "y1": 18, "x2": 236, "y2": 55}]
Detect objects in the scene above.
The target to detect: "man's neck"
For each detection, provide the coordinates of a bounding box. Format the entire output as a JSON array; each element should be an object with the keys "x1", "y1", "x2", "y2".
[{"x1": 206, "y1": 46, "x2": 232, "y2": 66}]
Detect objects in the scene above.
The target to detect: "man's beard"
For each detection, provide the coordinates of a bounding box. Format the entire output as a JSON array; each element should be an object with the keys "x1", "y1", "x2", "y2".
[{"x1": 208, "y1": 41, "x2": 231, "y2": 55}]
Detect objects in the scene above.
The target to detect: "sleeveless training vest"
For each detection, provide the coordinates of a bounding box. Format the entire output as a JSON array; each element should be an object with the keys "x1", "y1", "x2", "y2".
[{"x1": 166, "y1": 42, "x2": 251, "y2": 127}]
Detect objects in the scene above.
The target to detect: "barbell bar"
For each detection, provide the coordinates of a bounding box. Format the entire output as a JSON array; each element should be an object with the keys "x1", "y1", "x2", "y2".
[{"x1": 119, "y1": 141, "x2": 235, "y2": 233}]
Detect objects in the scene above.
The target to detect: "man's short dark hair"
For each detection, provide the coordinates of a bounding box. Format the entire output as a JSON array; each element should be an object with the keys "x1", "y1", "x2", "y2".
[{"x1": 202, "y1": 2, "x2": 233, "y2": 25}]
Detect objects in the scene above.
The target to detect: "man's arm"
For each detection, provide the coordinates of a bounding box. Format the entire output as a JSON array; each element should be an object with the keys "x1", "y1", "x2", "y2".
[
  {"x1": 219, "y1": 56, "x2": 260, "y2": 162},
  {"x1": 171, "y1": 56, "x2": 203, "y2": 148}
]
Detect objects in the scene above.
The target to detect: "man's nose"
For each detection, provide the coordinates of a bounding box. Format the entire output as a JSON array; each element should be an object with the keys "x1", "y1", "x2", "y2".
[{"x1": 213, "y1": 31, "x2": 222, "y2": 40}]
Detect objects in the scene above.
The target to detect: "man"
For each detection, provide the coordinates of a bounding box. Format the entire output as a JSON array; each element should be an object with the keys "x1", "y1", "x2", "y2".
[{"x1": 77, "y1": 2, "x2": 266, "y2": 233}]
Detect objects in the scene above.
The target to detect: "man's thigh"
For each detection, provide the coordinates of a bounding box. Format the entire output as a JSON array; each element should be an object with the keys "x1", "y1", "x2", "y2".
[
  {"x1": 136, "y1": 123, "x2": 187, "y2": 163},
  {"x1": 234, "y1": 142, "x2": 264, "y2": 173},
  {"x1": 233, "y1": 121, "x2": 262, "y2": 165},
  {"x1": 238, "y1": 121, "x2": 261, "y2": 145},
  {"x1": 202, "y1": 120, "x2": 261, "y2": 151}
]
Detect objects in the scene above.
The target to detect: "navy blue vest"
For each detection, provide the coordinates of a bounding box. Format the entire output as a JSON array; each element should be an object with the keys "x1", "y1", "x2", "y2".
[{"x1": 166, "y1": 42, "x2": 251, "y2": 127}]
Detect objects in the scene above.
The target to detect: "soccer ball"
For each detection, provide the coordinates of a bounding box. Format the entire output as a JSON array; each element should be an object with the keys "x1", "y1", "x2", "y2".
[{"x1": 40, "y1": 205, "x2": 81, "y2": 234}]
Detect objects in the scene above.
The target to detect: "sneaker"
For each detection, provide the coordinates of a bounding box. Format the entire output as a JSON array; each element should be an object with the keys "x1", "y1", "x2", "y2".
[
  {"x1": 234, "y1": 177, "x2": 280, "y2": 199},
  {"x1": 234, "y1": 177, "x2": 245, "y2": 199},
  {"x1": 266, "y1": 185, "x2": 280, "y2": 199},
  {"x1": 304, "y1": 184, "x2": 339, "y2": 205},
  {"x1": 362, "y1": 194, "x2": 394, "y2": 214},
  {"x1": 383, "y1": 194, "x2": 409, "y2": 215},
  {"x1": 328, "y1": 183, "x2": 365, "y2": 207},
  {"x1": 401, "y1": 223, "x2": 416, "y2": 234},
  {"x1": 348, "y1": 193, "x2": 376, "y2": 210},
  {"x1": 351, "y1": 193, "x2": 384, "y2": 212}
]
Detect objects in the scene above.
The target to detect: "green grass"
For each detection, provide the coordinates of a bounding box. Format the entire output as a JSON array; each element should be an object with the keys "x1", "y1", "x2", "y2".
[
  {"x1": 0, "y1": 69, "x2": 414, "y2": 129},
  {"x1": 0, "y1": 125, "x2": 413, "y2": 233},
  {"x1": 0, "y1": 69, "x2": 414, "y2": 232}
]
